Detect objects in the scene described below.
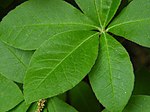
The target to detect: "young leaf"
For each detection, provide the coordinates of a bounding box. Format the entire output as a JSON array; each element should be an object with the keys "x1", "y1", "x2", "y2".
[
  {"x1": 9, "y1": 101, "x2": 30, "y2": 112},
  {"x1": 0, "y1": 74, "x2": 23, "y2": 111},
  {"x1": 108, "y1": 0, "x2": 150, "y2": 47},
  {"x1": 123, "y1": 95, "x2": 150, "y2": 112},
  {"x1": 0, "y1": 0, "x2": 97, "y2": 50},
  {"x1": 69, "y1": 81, "x2": 103, "y2": 112},
  {"x1": 89, "y1": 33, "x2": 134, "y2": 111},
  {"x1": 24, "y1": 31, "x2": 99, "y2": 103},
  {"x1": 0, "y1": 41, "x2": 33, "y2": 83},
  {"x1": 47, "y1": 97, "x2": 78, "y2": 112},
  {"x1": 75, "y1": 0, "x2": 121, "y2": 28}
]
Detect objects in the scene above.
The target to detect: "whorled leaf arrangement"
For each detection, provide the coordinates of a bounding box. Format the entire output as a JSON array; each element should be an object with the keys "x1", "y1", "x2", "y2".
[{"x1": 0, "y1": 0, "x2": 150, "y2": 111}]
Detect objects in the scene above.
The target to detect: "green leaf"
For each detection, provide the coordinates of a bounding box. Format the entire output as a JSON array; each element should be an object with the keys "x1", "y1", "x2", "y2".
[
  {"x1": 9, "y1": 101, "x2": 30, "y2": 112},
  {"x1": 47, "y1": 97, "x2": 78, "y2": 112},
  {"x1": 0, "y1": 0, "x2": 97, "y2": 50},
  {"x1": 27, "y1": 103, "x2": 37, "y2": 112},
  {"x1": 24, "y1": 31, "x2": 99, "y2": 103},
  {"x1": 108, "y1": 0, "x2": 150, "y2": 47},
  {"x1": 123, "y1": 95, "x2": 150, "y2": 112},
  {"x1": 75, "y1": 0, "x2": 99, "y2": 25},
  {"x1": 75, "y1": 0, "x2": 121, "y2": 28},
  {"x1": 102, "y1": 109, "x2": 110, "y2": 112},
  {"x1": 0, "y1": 74, "x2": 23, "y2": 111},
  {"x1": 69, "y1": 81, "x2": 103, "y2": 112},
  {"x1": 0, "y1": 41, "x2": 33, "y2": 83},
  {"x1": 27, "y1": 97, "x2": 74, "y2": 112},
  {"x1": 89, "y1": 33, "x2": 134, "y2": 111},
  {"x1": 133, "y1": 68, "x2": 150, "y2": 95},
  {"x1": 98, "y1": 0, "x2": 121, "y2": 27},
  {"x1": 43, "y1": 108, "x2": 48, "y2": 112}
]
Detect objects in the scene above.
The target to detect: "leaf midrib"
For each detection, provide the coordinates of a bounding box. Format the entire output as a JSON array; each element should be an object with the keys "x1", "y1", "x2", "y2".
[
  {"x1": 103, "y1": 0, "x2": 113, "y2": 27},
  {"x1": 34, "y1": 32, "x2": 99, "y2": 89},
  {"x1": 103, "y1": 33, "x2": 115, "y2": 103},
  {"x1": 11, "y1": 23, "x2": 99, "y2": 30},
  {"x1": 107, "y1": 18, "x2": 150, "y2": 30},
  {"x1": 94, "y1": 0, "x2": 103, "y2": 28}
]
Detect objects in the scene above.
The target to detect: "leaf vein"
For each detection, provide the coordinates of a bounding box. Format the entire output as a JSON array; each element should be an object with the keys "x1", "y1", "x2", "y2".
[{"x1": 34, "y1": 33, "x2": 99, "y2": 89}]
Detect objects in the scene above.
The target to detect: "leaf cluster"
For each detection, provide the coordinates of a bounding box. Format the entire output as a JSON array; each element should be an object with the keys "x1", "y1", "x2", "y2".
[{"x1": 0, "y1": 0, "x2": 150, "y2": 111}]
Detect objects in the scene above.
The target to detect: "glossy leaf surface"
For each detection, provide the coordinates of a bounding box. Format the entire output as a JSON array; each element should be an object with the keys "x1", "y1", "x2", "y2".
[
  {"x1": 89, "y1": 33, "x2": 134, "y2": 111},
  {"x1": 75, "y1": 0, "x2": 121, "y2": 28},
  {"x1": 0, "y1": 0, "x2": 96, "y2": 50},
  {"x1": 108, "y1": 0, "x2": 150, "y2": 47},
  {"x1": 24, "y1": 31, "x2": 99, "y2": 103}
]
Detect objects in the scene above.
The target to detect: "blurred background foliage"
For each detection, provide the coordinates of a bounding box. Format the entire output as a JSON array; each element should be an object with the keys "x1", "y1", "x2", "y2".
[{"x1": 0, "y1": 0, "x2": 149, "y2": 111}]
